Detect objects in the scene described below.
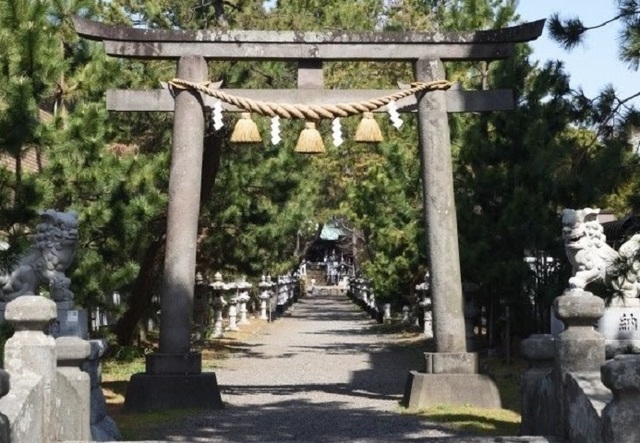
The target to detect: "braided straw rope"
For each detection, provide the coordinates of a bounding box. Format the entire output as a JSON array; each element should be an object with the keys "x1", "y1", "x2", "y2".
[{"x1": 168, "y1": 78, "x2": 452, "y2": 121}]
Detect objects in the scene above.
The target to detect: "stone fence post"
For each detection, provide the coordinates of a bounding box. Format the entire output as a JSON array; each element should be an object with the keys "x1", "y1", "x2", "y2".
[
  {"x1": 83, "y1": 340, "x2": 120, "y2": 441},
  {"x1": 520, "y1": 334, "x2": 557, "y2": 436},
  {"x1": 601, "y1": 354, "x2": 640, "y2": 443},
  {"x1": 0, "y1": 295, "x2": 57, "y2": 442},
  {"x1": 553, "y1": 288, "x2": 606, "y2": 443},
  {"x1": 55, "y1": 336, "x2": 91, "y2": 441},
  {"x1": 554, "y1": 289, "x2": 605, "y2": 373},
  {"x1": 0, "y1": 370, "x2": 9, "y2": 443}
]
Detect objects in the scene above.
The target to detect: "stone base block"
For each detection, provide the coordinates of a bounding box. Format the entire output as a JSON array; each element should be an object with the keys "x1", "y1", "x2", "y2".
[
  {"x1": 146, "y1": 352, "x2": 202, "y2": 374},
  {"x1": 402, "y1": 371, "x2": 501, "y2": 409},
  {"x1": 124, "y1": 372, "x2": 223, "y2": 412},
  {"x1": 425, "y1": 352, "x2": 478, "y2": 374}
]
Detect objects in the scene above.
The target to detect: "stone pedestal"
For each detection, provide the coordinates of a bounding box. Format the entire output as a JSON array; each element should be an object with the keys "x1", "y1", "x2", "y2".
[
  {"x1": 402, "y1": 352, "x2": 501, "y2": 409},
  {"x1": 124, "y1": 352, "x2": 222, "y2": 412},
  {"x1": 554, "y1": 289, "x2": 605, "y2": 373},
  {"x1": 51, "y1": 302, "x2": 89, "y2": 339},
  {"x1": 597, "y1": 297, "x2": 640, "y2": 358}
]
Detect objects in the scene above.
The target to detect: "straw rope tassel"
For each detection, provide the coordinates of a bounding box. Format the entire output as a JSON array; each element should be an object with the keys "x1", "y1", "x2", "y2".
[
  {"x1": 231, "y1": 112, "x2": 261, "y2": 143},
  {"x1": 295, "y1": 121, "x2": 325, "y2": 154},
  {"x1": 355, "y1": 112, "x2": 383, "y2": 142}
]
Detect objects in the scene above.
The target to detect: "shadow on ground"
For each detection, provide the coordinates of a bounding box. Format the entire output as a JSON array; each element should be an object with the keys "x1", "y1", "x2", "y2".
[{"x1": 141, "y1": 397, "x2": 459, "y2": 442}]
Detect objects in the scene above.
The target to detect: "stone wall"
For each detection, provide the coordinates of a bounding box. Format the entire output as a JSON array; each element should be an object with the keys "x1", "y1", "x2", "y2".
[
  {"x1": 0, "y1": 295, "x2": 90, "y2": 443},
  {"x1": 521, "y1": 289, "x2": 640, "y2": 443}
]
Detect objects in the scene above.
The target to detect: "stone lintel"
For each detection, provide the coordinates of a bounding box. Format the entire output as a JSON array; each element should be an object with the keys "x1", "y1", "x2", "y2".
[
  {"x1": 106, "y1": 88, "x2": 512, "y2": 114},
  {"x1": 425, "y1": 352, "x2": 478, "y2": 374},
  {"x1": 73, "y1": 16, "x2": 544, "y2": 47},
  {"x1": 403, "y1": 371, "x2": 501, "y2": 409},
  {"x1": 124, "y1": 372, "x2": 223, "y2": 412},
  {"x1": 103, "y1": 40, "x2": 515, "y2": 61},
  {"x1": 145, "y1": 352, "x2": 202, "y2": 375}
]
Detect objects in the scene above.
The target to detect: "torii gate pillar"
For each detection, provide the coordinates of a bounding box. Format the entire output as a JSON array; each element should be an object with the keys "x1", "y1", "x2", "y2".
[
  {"x1": 403, "y1": 58, "x2": 500, "y2": 409},
  {"x1": 124, "y1": 55, "x2": 223, "y2": 412}
]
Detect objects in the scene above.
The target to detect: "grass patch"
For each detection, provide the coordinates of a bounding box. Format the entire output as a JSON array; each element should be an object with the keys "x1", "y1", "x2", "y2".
[
  {"x1": 100, "y1": 318, "x2": 271, "y2": 437},
  {"x1": 102, "y1": 359, "x2": 146, "y2": 382},
  {"x1": 406, "y1": 355, "x2": 526, "y2": 436},
  {"x1": 415, "y1": 404, "x2": 521, "y2": 436},
  {"x1": 480, "y1": 356, "x2": 527, "y2": 412},
  {"x1": 110, "y1": 406, "x2": 200, "y2": 440}
]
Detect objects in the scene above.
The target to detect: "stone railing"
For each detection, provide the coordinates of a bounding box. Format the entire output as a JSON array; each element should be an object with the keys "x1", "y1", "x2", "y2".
[
  {"x1": 0, "y1": 295, "x2": 90, "y2": 443},
  {"x1": 521, "y1": 287, "x2": 640, "y2": 443}
]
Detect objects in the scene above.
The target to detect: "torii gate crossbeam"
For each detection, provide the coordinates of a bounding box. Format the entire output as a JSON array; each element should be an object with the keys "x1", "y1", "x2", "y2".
[{"x1": 73, "y1": 17, "x2": 544, "y2": 412}]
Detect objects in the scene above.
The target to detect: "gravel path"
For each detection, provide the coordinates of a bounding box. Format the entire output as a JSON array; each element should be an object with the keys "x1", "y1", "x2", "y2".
[{"x1": 153, "y1": 290, "x2": 463, "y2": 442}]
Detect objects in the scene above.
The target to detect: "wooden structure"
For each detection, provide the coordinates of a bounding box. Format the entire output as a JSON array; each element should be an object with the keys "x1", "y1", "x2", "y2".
[{"x1": 73, "y1": 16, "x2": 544, "y2": 412}]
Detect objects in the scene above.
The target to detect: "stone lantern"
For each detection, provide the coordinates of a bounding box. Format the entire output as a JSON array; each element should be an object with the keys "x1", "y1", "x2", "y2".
[
  {"x1": 415, "y1": 272, "x2": 433, "y2": 338},
  {"x1": 276, "y1": 276, "x2": 287, "y2": 315},
  {"x1": 285, "y1": 275, "x2": 293, "y2": 307},
  {"x1": 402, "y1": 305, "x2": 411, "y2": 324},
  {"x1": 258, "y1": 275, "x2": 272, "y2": 321},
  {"x1": 359, "y1": 279, "x2": 369, "y2": 308},
  {"x1": 209, "y1": 272, "x2": 227, "y2": 338},
  {"x1": 193, "y1": 272, "x2": 210, "y2": 340},
  {"x1": 236, "y1": 276, "x2": 252, "y2": 325},
  {"x1": 292, "y1": 272, "x2": 300, "y2": 303},
  {"x1": 383, "y1": 303, "x2": 392, "y2": 323},
  {"x1": 225, "y1": 281, "x2": 239, "y2": 332},
  {"x1": 368, "y1": 287, "x2": 378, "y2": 319}
]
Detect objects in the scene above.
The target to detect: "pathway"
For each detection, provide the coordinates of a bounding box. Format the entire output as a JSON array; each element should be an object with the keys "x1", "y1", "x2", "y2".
[{"x1": 150, "y1": 290, "x2": 471, "y2": 442}]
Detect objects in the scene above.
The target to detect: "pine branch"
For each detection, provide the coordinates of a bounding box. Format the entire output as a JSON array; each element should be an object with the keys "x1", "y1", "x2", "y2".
[{"x1": 549, "y1": 9, "x2": 640, "y2": 50}]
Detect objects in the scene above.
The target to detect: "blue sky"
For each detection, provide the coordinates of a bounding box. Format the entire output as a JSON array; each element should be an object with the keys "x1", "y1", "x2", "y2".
[{"x1": 517, "y1": 0, "x2": 638, "y2": 102}]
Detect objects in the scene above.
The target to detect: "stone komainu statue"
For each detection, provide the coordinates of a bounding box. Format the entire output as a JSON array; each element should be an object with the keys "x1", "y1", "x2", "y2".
[
  {"x1": 0, "y1": 210, "x2": 78, "y2": 302},
  {"x1": 562, "y1": 207, "x2": 640, "y2": 298}
]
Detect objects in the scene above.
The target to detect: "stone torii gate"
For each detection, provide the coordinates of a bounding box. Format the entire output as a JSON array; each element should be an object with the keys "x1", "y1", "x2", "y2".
[{"x1": 73, "y1": 17, "x2": 544, "y2": 412}]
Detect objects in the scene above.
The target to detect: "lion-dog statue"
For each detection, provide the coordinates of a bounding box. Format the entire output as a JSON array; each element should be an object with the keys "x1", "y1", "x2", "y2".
[
  {"x1": 562, "y1": 207, "x2": 640, "y2": 298},
  {"x1": 0, "y1": 210, "x2": 78, "y2": 302}
]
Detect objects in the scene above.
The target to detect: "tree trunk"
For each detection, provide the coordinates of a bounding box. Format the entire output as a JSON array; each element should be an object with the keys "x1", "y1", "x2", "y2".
[
  {"x1": 114, "y1": 233, "x2": 165, "y2": 346},
  {"x1": 113, "y1": 134, "x2": 223, "y2": 346}
]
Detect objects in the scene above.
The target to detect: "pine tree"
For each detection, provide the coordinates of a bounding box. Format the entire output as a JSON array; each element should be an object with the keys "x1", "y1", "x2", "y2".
[{"x1": 0, "y1": 0, "x2": 69, "y2": 262}]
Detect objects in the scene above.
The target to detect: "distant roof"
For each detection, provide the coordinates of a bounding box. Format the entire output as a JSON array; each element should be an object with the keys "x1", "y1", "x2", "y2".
[
  {"x1": 319, "y1": 219, "x2": 347, "y2": 241},
  {"x1": 602, "y1": 215, "x2": 640, "y2": 249}
]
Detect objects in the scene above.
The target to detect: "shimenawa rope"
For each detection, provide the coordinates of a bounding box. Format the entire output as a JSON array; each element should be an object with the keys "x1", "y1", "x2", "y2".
[{"x1": 168, "y1": 78, "x2": 452, "y2": 121}]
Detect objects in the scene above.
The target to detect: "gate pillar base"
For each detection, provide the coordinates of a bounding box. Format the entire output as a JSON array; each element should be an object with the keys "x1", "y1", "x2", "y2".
[
  {"x1": 123, "y1": 352, "x2": 223, "y2": 412},
  {"x1": 402, "y1": 352, "x2": 501, "y2": 409}
]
